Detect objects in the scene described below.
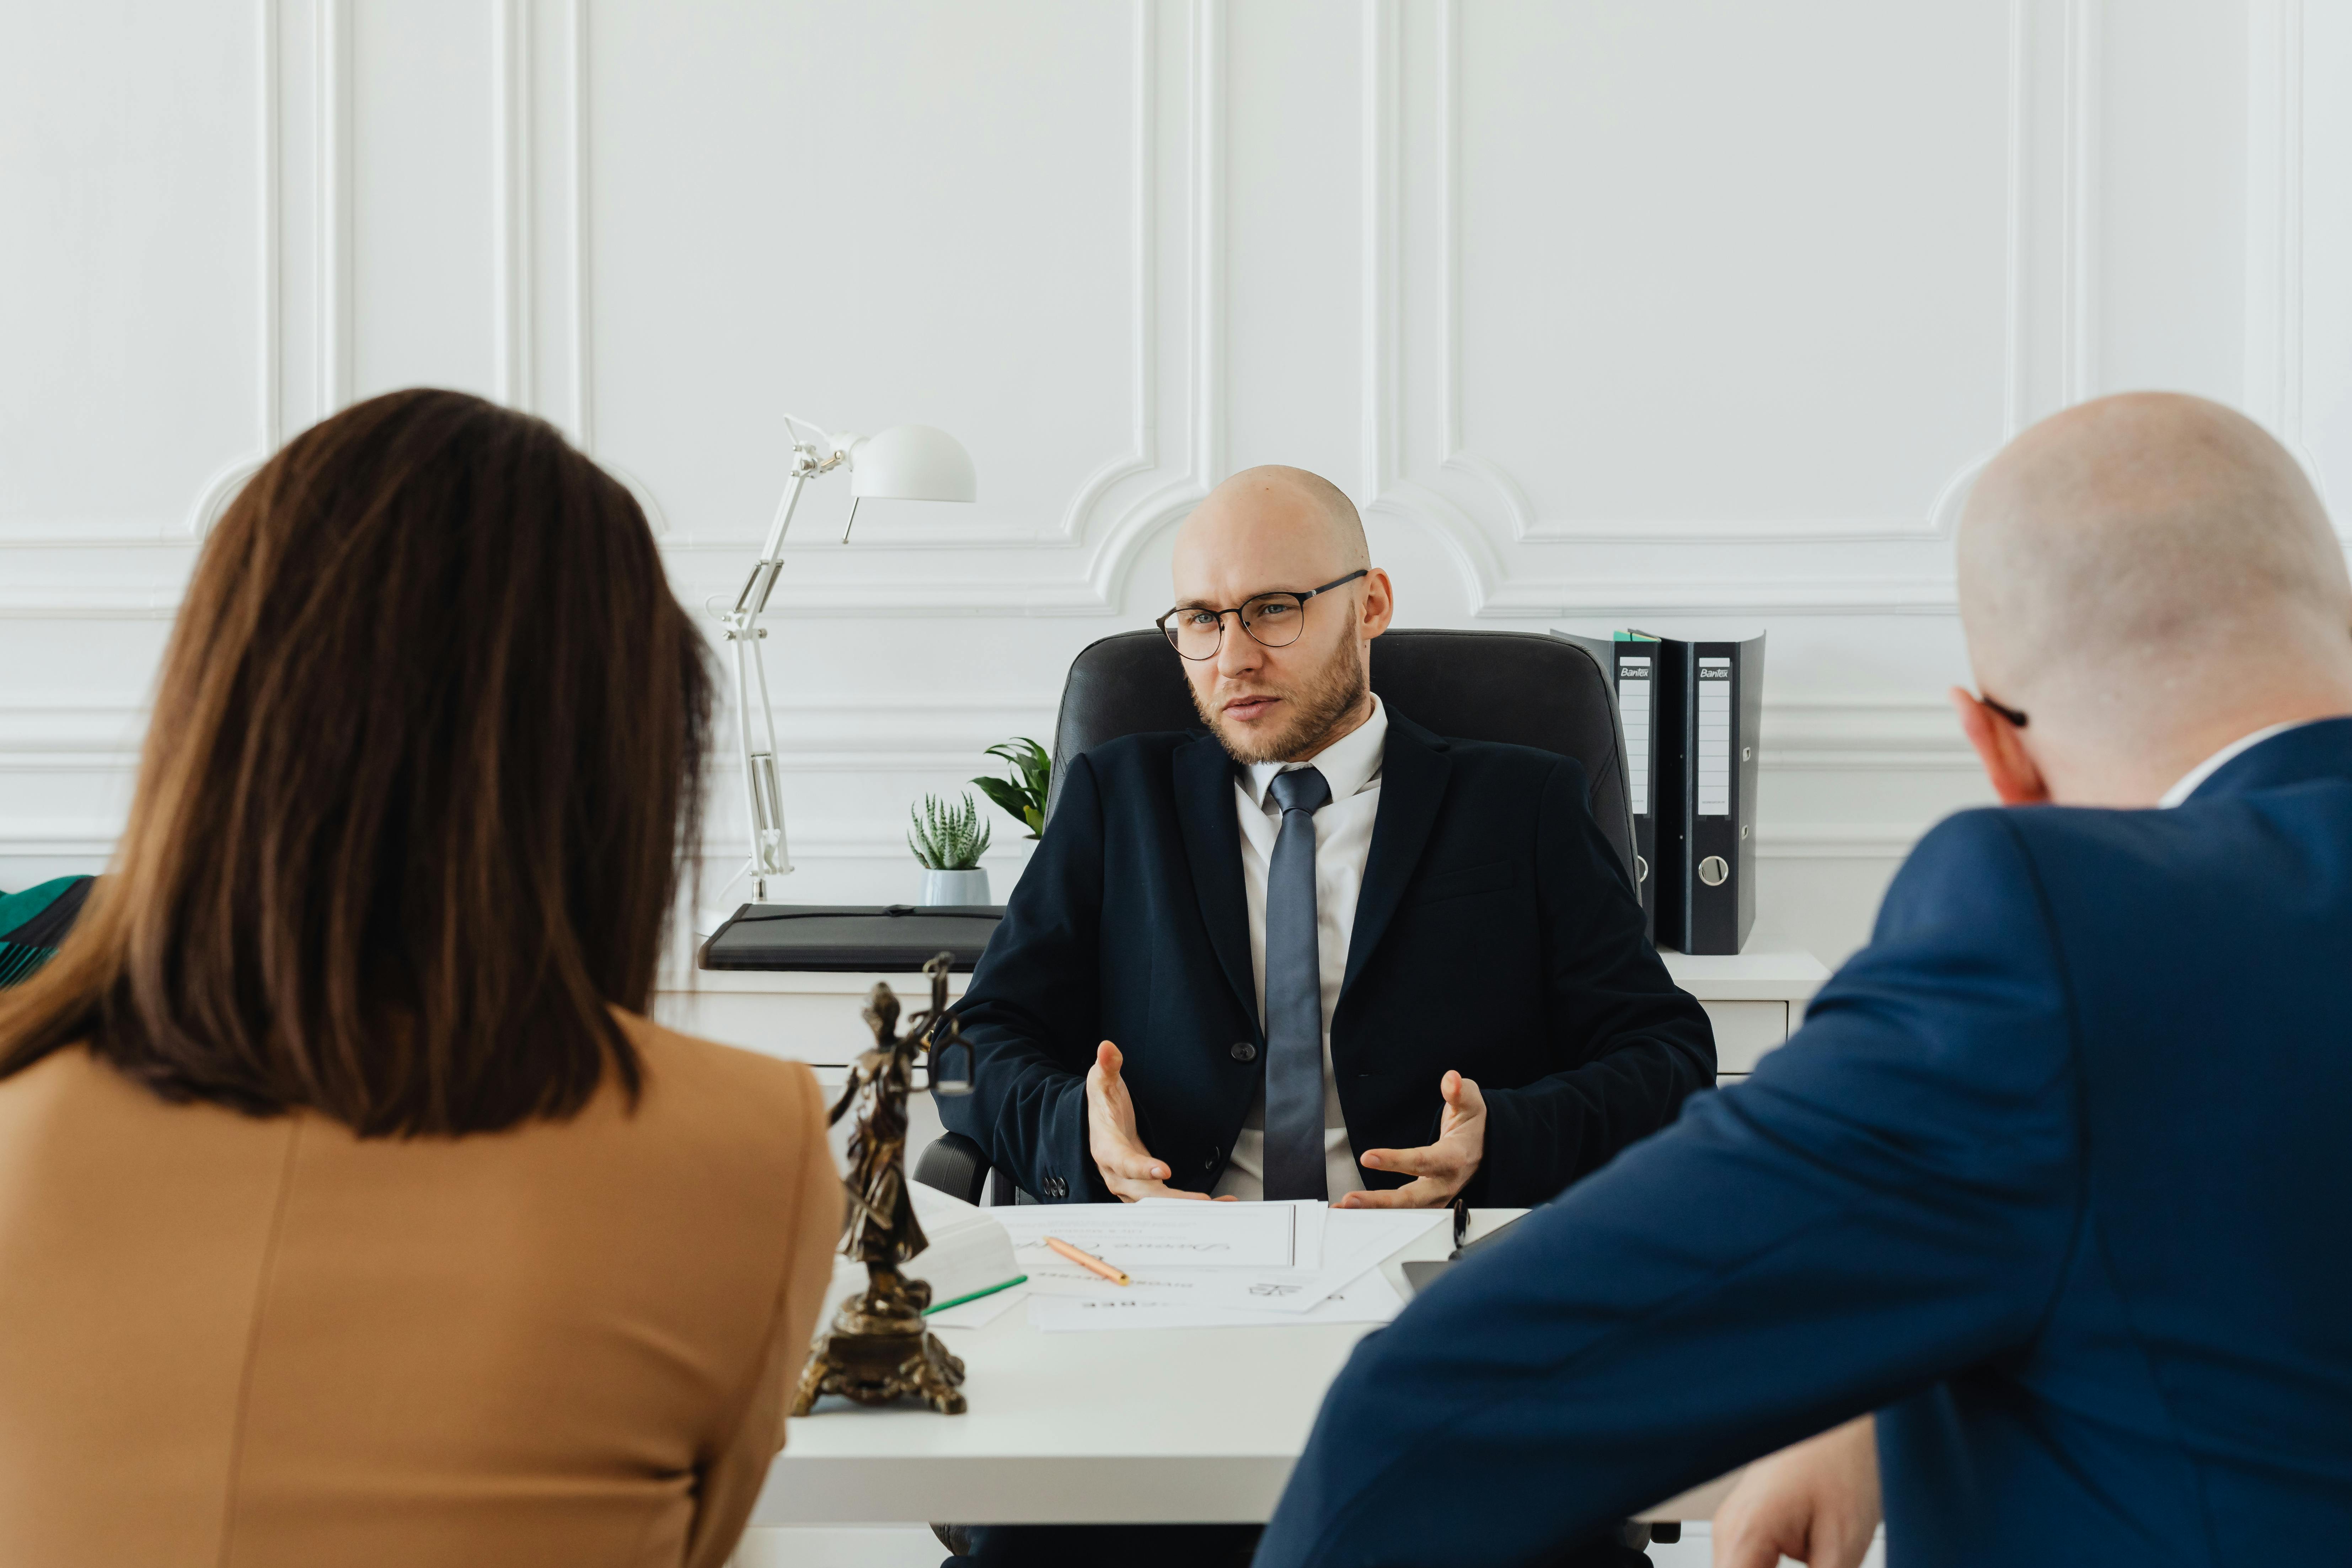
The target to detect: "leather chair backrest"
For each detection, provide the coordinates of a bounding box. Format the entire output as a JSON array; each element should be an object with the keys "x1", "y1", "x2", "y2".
[{"x1": 1043, "y1": 628, "x2": 1636, "y2": 885}]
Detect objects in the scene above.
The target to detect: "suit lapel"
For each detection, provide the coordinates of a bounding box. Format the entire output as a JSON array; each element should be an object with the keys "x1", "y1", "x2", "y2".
[
  {"x1": 1342, "y1": 712, "x2": 1452, "y2": 1001},
  {"x1": 1173, "y1": 732, "x2": 1259, "y2": 1027}
]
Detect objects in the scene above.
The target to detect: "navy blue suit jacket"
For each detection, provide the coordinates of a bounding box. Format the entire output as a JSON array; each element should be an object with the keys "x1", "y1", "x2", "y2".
[
  {"x1": 1257, "y1": 717, "x2": 2352, "y2": 1568},
  {"x1": 938, "y1": 710, "x2": 1714, "y2": 1206}
]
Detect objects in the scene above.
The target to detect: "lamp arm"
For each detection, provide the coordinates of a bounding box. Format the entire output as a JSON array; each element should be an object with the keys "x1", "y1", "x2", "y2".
[
  {"x1": 723, "y1": 458, "x2": 826, "y2": 900},
  {"x1": 728, "y1": 621, "x2": 791, "y2": 895},
  {"x1": 714, "y1": 412, "x2": 874, "y2": 903}
]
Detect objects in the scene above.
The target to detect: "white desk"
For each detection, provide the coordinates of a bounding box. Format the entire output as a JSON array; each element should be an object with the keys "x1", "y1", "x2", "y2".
[
  {"x1": 703, "y1": 950, "x2": 1824, "y2": 1526},
  {"x1": 753, "y1": 1211, "x2": 1736, "y2": 1528}
]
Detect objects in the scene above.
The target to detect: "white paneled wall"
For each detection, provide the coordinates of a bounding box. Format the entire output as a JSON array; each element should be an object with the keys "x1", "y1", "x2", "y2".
[{"x1": 7, "y1": 0, "x2": 2346, "y2": 1006}]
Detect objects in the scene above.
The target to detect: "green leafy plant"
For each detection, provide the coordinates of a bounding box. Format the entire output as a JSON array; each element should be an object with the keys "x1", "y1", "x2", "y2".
[
  {"x1": 971, "y1": 737, "x2": 1052, "y2": 840},
  {"x1": 908, "y1": 792, "x2": 993, "y2": 870}
]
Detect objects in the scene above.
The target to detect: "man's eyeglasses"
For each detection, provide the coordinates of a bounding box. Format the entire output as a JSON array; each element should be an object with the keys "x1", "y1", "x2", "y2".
[{"x1": 1156, "y1": 570, "x2": 1368, "y2": 662}]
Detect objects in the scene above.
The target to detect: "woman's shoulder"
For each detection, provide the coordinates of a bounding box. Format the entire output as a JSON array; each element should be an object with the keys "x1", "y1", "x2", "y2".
[{"x1": 576, "y1": 1013, "x2": 836, "y2": 1213}]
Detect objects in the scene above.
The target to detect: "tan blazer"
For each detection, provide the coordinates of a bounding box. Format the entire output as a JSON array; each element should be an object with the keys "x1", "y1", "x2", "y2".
[{"x1": 0, "y1": 1014, "x2": 843, "y2": 1568}]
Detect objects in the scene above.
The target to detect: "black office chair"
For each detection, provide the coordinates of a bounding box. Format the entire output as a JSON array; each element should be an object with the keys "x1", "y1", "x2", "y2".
[{"x1": 911, "y1": 628, "x2": 1634, "y2": 1205}]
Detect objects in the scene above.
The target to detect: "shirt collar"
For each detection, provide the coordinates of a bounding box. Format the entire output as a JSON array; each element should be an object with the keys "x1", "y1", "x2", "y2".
[
  {"x1": 1244, "y1": 695, "x2": 1388, "y2": 808},
  {"x1": 2158, "y1": 718, "x2": 2320, "y2": 807}
]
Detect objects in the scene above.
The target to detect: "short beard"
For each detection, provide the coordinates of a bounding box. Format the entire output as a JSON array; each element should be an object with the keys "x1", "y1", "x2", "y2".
[{"x1": 1193, "y1": 635, "x2": 1369, "y2": 765}]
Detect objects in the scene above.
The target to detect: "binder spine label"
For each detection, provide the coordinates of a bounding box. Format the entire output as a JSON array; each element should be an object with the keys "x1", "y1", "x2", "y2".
[
  {"x1": 1697, "y1": 658, "x2": 1733, "y2": 815},
  {"x1": 1618, "y1": 657, "x2": 1652, "y2": 815}
]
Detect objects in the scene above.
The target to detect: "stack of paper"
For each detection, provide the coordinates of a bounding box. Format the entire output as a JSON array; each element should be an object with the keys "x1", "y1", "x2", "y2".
[
  {"x1": 890, "y1": 1187, "x2": 1453, "y2": 1334},
  {"x1": 904, "y1": 1183, "x2": 1027, "y2": 1315}
]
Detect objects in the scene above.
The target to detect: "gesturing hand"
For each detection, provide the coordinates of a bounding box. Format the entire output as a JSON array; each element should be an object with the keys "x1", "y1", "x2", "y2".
[
  {"x1": 1712, "y1": 1416, "x2": 1881, "y2": 1568},
  {"x1": 1338, "y1": 1070, "x2": 1486, "y2": 1208},
  {"x1": 1086, "y1": 1041, "x2": 1231, "y2": 1203}
]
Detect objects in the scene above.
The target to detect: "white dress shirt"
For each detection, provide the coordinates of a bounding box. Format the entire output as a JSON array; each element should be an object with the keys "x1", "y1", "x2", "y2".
[
  {"x1": 1210, "y1": 696, "x2": 1388, "y2": 1201},
  {"x1": 2157, "y1": 719, "x2": 2318, "y2": 807}
]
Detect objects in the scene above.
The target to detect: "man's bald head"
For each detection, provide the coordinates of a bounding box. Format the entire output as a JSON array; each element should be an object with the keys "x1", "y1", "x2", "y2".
[
  {"x1": 1959, "y1": 393, "x2": 2352, "y2": 756},
  {"x1": 1175, "y1": 465, "x2": 1371, "y2": 582}
]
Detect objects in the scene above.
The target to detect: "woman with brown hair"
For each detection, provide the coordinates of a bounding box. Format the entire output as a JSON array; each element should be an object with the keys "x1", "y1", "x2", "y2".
[{"x1": 0, "y1": 390, "x2": 842, "y2": 1567}]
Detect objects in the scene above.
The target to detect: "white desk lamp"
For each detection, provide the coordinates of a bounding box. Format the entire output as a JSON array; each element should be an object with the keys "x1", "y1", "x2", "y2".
[{"x1": 720, "y1": 415, "x2": 976, "y2": 903}]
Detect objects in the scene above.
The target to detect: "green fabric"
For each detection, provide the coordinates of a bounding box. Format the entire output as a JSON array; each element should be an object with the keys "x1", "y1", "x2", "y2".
[
  {"x1": 0, "y1": 875, "x2": 92, "y2": 989},
  {"x1": 0, "y1": 944, "x2": 46, "y2": 987},
  {"x1": 0, "y1": 877, "x2": 83, "y2": 937}
]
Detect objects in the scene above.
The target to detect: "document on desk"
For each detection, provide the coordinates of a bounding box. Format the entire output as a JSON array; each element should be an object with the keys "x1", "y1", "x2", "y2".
[
  {"x1": 989, "y1": 1200, "x2": 1313, "y2": 1270},
  {"x1": 1028, "y1": 1263, "x2": 1405, "y2": 1332},
  {"x1": 1172, "y1": 1208, "x2": 1443, "y2": 1315},
  {"x1": 1019, "y1": 1208, "x2": 1446, "y2": 1322}
]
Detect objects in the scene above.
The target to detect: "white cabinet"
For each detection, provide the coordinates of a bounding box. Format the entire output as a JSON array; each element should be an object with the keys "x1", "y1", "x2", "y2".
[{"x1": 1659, "y1": 946, "x2": 1831, "y2": 1079}]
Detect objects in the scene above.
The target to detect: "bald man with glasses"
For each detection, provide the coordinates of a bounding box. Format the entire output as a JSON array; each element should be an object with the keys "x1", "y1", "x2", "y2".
[
  {"x1": 937, "y1": 465, "x2": 1710, "y2": 1564},
  {"x1": 942, "y1": 463, "x2": 1711, "y2": 1216}
]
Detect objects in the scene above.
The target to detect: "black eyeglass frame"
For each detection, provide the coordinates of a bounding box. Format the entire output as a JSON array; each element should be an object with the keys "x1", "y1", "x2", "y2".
[
  {"x1": 1154, "y1": 569, "x2": 1370, "y2": 661},
  {"x1": 1979, "y1": 693, "x2": 2030, "y2": 729}
]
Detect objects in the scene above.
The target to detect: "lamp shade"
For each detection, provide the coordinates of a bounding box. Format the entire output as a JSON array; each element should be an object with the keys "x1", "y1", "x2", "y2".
[{"x1": 847, "y1": 424, "x2": 977, "y2": 502}]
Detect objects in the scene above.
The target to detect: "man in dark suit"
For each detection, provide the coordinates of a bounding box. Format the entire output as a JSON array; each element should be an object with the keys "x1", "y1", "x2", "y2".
[
  {"x1": 943, "y1": 465, "x2": 1711, "y2": 1216},
  {"x1": 1254, "y1": 394, "x2": 2352, "y2": 1568},
  {"x1": 933, "y1": 466, "x2": 1708, "y2": 1566}
]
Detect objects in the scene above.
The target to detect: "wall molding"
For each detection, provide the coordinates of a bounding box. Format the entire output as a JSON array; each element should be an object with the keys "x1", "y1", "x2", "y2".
[
  {"x1": 564, "y1": 0, "x2": 593, "y2": 445},
  {"x1": 1755, "y1": 825, "x2": 1925, "y2": 861},
  {"x1": 680, "y1": 0, "x2": 1234, "y2": 611},
  {"x1": 567, "y1": 0, "x2": 1201, "y2": 577},
  {"x1": 0, "y1": 0, "x2": 288, "y2": 549},
  {"x1": 0, "y1": 571, "x2": 1968, "y2": 621},
  {"x1": 493, "y1": 0, "x2": 534, "y2": 412},
  {"x1": 1471, "y1": 577, "x2": 1960, "y2": 618},
  {"x1": 1377, "y1": 0, "x2": 2094, "y2": 571},
  {"x1": 555, "y1": 0, "x2": 677, "y2": 534},
  {"x1": 0, "y1": 676, "x2": 1960, "y2": 877},
  {"x1": 5, "y1": 0, "x2": 2022, "y2": 625},
  {"x1": 0, "y1": 694, "x2": 1970, "y2": 774},
  {"x1": 2243, "y1": 0, "x2": 2337, "y2": 524},
  {"x1": 1049, "y1": 0, "x2": 1232, "y2": 611},
  {"x1": 316, "y1": 0, "x2": 352, "y2": 419},
  {"x1": 0, "y1": 818, "x2": 1930, "y2": 866},
  {"x1": 2059, "y1": 0, "x2": 2101, "y2": 406},
  {"x1": 0, "y1": 0, "x2": 1216, "y2": 616},
  {"x1": 1048, "y1": 0, "x2": 1164, "y2": 551}
]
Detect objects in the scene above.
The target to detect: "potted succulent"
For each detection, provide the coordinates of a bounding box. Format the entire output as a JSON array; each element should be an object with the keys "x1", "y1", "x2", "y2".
[{"x1": 908, "y1": 793, "x2": 993, "y2": 906}]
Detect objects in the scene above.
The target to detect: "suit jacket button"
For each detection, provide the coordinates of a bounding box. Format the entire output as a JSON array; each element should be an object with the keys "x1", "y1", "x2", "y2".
[
  {"x1": 1230, "y1": 1041, "x2": 1257, "y2": 1062},
  {"x1": 1044, "y1": 1176, "x2": 1066, "y2": 1198},
  {"x1": 1204, "y1": 1147, "x2": 1219, "y2": 1171}
]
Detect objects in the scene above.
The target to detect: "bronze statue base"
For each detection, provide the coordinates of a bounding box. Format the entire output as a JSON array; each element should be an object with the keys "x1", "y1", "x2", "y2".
[{"x1": 791, "y1": 1272, "x2": 968, "y2": 1416}]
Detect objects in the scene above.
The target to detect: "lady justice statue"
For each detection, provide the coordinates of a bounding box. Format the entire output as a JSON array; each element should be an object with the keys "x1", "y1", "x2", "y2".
[{"x1": 791, "y1": 952, "x2": 976, "y2": 1416}]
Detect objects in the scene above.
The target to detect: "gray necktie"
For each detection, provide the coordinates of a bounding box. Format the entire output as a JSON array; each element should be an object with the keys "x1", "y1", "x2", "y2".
[{"x1": 1263, "y1": 766, "x2": 1333, "y2": 1202}]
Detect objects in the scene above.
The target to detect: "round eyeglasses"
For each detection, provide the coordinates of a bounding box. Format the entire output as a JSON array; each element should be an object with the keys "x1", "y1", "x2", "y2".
[{"x1": 1155, "y1": 570, "x2": 1368, "y2": 661}]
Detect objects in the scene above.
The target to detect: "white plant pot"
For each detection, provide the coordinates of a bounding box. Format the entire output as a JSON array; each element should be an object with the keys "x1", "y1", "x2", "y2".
[{"x1": 920, "y1": 867, "x2": 991, "y2": 907}]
